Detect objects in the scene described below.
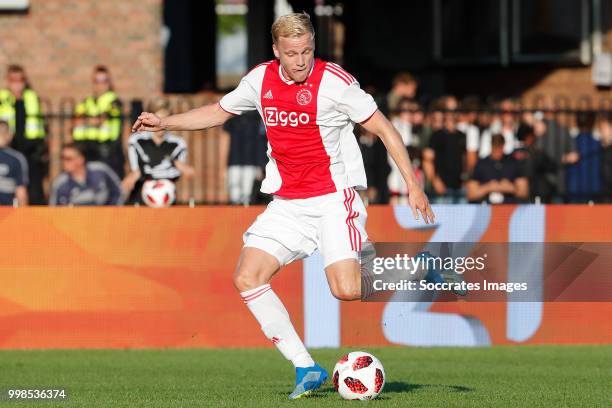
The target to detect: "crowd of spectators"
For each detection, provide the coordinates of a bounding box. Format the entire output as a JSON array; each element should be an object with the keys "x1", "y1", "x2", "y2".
[
  {"x1": 2, "y1": 64, "x2": 612, "y2": 206},
  {"x1": 358, "y1": 72, "x2": 612, "y2": 205},
  {"x1": 0, "y1": 65, "x2": 194, "y2": 207}
]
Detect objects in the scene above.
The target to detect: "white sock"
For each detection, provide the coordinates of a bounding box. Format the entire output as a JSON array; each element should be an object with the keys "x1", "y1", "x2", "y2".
[{"x1": 241, "y1": 284, "x2": 315, "y2": 368}]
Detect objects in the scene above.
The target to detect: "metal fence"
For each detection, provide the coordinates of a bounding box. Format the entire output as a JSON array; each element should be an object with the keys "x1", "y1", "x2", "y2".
[
  {"x1": 38, "y1": 94, "x2": 612, "y2": 204},
  {"x1": 41, "y1": 95, "x2": 229, "y2": 204}
]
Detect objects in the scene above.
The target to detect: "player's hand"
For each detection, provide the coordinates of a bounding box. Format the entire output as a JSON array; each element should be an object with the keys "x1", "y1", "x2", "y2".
[
  {"x1": 132, "y1": 112, "x2": 164, "y2": 132},
  {"x1": 408, "y1": 187, "x2": 435, "y2": 224}
]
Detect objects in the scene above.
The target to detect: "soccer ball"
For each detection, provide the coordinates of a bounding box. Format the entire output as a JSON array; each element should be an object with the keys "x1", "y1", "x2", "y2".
[
  {"x1": 333, "y1": 351, "x2": 385, "y2": 400},
  {"x1": 141, "y1": 179, "x2": 176, "y2": 208}
]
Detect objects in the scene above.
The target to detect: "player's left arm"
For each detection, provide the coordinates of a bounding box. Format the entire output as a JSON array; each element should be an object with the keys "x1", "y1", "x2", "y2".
[{"x1": 362, "y1": 110, "x2": 435, "y2": 224}]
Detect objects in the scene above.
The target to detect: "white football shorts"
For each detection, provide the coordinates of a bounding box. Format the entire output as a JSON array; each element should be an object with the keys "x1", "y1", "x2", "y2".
[{"x1": 243, "y1": 187, "x2": 368, "y2": 268}]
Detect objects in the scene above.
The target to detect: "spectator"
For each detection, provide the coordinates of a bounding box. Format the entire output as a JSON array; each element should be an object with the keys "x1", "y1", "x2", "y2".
[
  {"x1": 456, "y1": 99, "x2": 481, "y2": 171},
  {"x1": 513, "y1": 125, "x2": 557, "y2": 203},
  {"x1": 390, "y1": 98, "x2": 418, "y2": 147},
  {"x1": 222, "y1": 110, "x2": 267, "y2": 205},
  {"x1": 600, "y1": 114, "x2": 612, "y2": 203},
  {"x1": 0, "y1": 65, "x2": 46, "y2": 204},
  {"x1": 441, "y1": 95, "x2": 459, "y2": 111},
  {"x1": 72, "y1": 65, "x2": 125, "y2": 178},
  {"x1": 428, "y1": 101, "x2": 446, "y2": 133},
  {"x1": 123, "y1": 102, "x2": 194, "y2": 204},
  {"x1": 383, "y1": 72, "x2": 418, "y2": 115},
  {"x1": 468, "y1": 134, "x2": 528, "y2": 204},
  {"x1": 535, "y1": 110, "x2": 578, "y2": 201},
  {"x1": 410, "y1": 102, "x2": 427, "y2": 148},
  {"x1": 50, "y1": 142, "x2": 122, "y2": 206},
  {"x1": 516, "y1": 110, "x2": 535, "y2": 143},
  {"x1": 0, "y1": 120, "x2": 28, "y2": 206},
  {"x1": 423, "y1": 111, "x2": 466, "y2": 204},
  {"x1": 566, "y1": 111, "x2": 603, "y2": 203},
  {"x1": 355, "y1": 124, "x2": 389, "y2": 204},
  {"x1": 411, "y1": 103, "x2": 435, "y2": 153},
  {"x1": 479, "y1": 99, "x2": 519, "y2": 158},
  {"x1": 477, "y1": 110, "x2": 494, "y2": 134}
]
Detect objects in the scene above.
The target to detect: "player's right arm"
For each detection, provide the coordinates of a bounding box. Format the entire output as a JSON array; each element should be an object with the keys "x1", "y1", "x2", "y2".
[
  {"x1": 132, "y1": 67, "x2": 262, "y2": 133},
  {"x1": 132, "y1": 102, "x2": 233, "y2": 133}
]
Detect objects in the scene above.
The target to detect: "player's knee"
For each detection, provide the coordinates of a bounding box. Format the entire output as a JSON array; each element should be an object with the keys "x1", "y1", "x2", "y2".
[
  {"x1": 233, "y1": 267, "x2": 264, "y2": 292},
  {"x1": 326, "y1": 260, "x2": 361, "y2": 301},
  {"x1": 234, "y1": 247, "x2": 280, "y2": 292}
]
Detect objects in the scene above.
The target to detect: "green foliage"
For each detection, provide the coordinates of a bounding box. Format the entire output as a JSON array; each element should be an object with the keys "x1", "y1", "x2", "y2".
[{"x1": 218, "y1": 14, "x2": 246, "y2": 36}]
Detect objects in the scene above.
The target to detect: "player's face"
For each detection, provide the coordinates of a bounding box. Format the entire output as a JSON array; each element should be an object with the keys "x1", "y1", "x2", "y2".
[{"x1": 273, "y1": 34, "x2": 315, "y2": 83}]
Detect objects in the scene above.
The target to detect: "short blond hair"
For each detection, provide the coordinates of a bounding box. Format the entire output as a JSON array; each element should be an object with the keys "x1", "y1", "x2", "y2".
[{"x1": 271, "y1": 12, "x2": 315, "y2": 44}]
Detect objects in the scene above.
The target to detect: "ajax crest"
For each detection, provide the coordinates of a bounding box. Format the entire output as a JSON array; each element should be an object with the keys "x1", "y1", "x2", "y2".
[{"x1": 296, "y1": 89, "x2": 312, "y2": 105}]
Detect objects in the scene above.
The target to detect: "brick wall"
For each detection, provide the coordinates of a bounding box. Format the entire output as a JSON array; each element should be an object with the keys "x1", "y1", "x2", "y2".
[
  {"x1": 522, "y1": 68, "x2": 600, "y2": 104},
  {"x1": 0, "y1": 0, "x2": 163, "y2": 105},
  {"x1": 519, "y1": 20, "x2": 612, "y2": 103},
  {"x1": 1, "y1": 1, "x2": 610, "y2": 106}
]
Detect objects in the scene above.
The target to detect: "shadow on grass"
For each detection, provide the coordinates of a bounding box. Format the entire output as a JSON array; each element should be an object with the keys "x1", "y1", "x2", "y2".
[
  {"x1": 279, "y1": 382, "x2": 473, "y2": 399},
  {"x1": 383, "y1": 381, "x2": 473, "y2": 394}
]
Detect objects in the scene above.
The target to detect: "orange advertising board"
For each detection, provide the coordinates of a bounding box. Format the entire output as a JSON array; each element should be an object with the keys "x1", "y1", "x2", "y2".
[{"x1": 0, "y1": 205, "x2": 610, "y2": 349}]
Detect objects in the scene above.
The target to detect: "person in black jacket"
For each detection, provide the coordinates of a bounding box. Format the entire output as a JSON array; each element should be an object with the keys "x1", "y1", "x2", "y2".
[
  {"x1": 598, "y1": 114, "x2": 612, "y2": 202},
  {"x1": 355, "y1": 124, "x2": 390, "y2": 203},
  {"x1": 223, "y1": 110, "x2": 268, "y2": 205},
  {"x1": 513, "y1": 125, "x2": 557, "y2": 203},
  {"x1": 467, "y1": 134, "x2": 528, "y2": 204}
]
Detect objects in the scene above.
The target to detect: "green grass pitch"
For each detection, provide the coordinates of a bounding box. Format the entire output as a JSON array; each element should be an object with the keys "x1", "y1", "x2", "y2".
[{"x1": 0, "y1": 346, "x2": 610, "y2": 407}]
